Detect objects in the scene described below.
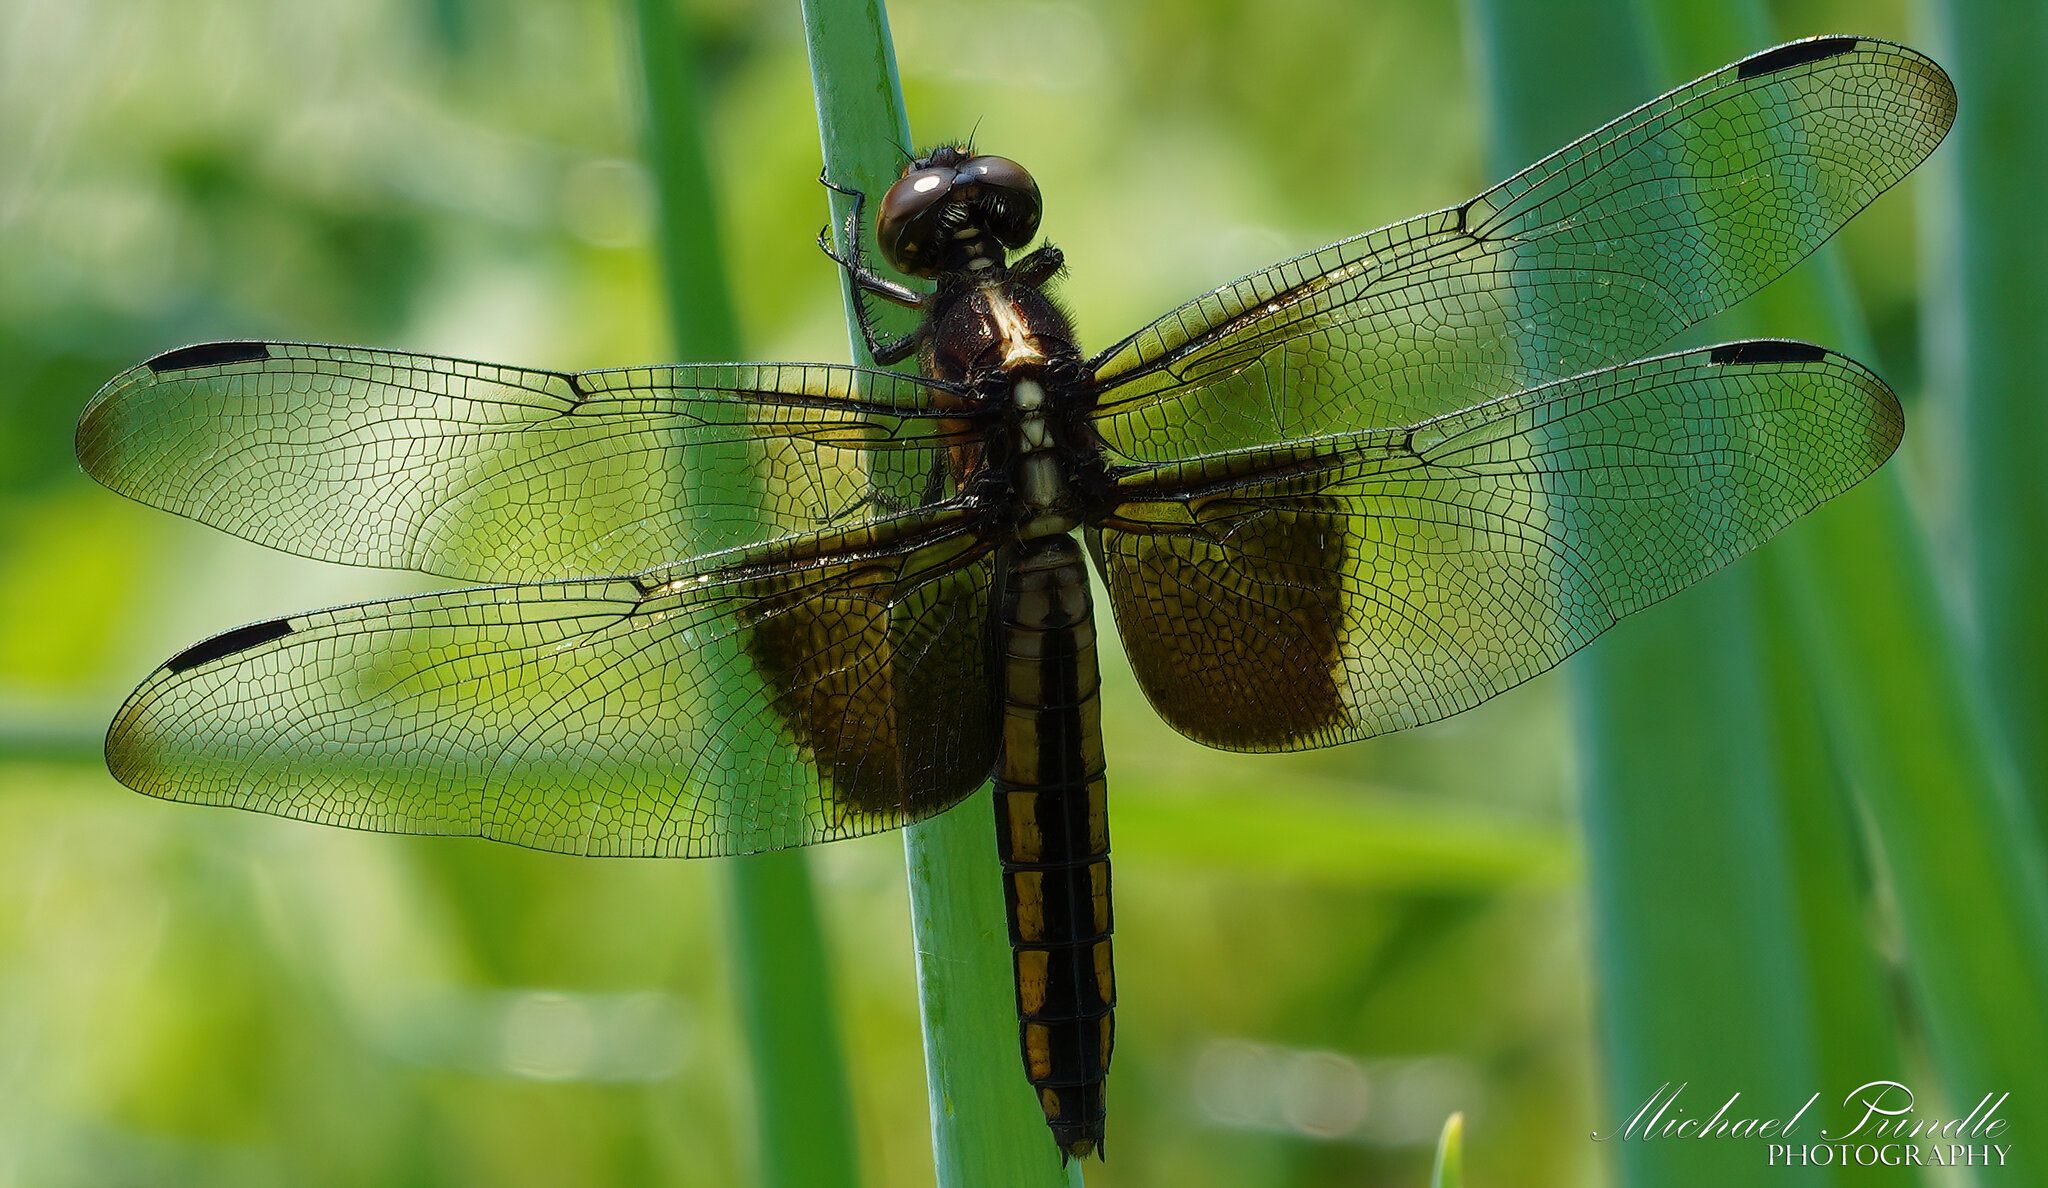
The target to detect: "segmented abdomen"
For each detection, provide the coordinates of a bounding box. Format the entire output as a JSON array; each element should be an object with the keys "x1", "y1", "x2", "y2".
[{"x1": 992, "y1": 532, "x2": 1114, "y2": 1160}]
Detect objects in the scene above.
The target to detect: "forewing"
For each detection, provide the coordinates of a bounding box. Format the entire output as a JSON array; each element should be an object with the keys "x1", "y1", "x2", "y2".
[
  {"x1": 1089, "y1": 344, "x2": 1900, "y2": 750},
  {"x1": 1089, "y1": 38, "x2": 1953, "y2": 461},
  {"x1": 77, "y1": 341, "x2": 968, "y2": 581},
  {"x1": 105, "y1": 509, "x2": 997, "y2": 856}
]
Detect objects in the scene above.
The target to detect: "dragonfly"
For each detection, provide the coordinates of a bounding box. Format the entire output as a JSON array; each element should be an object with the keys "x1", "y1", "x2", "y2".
[{"x1": 76, "y1": 37, "x2": 1953, "y2": 1161}]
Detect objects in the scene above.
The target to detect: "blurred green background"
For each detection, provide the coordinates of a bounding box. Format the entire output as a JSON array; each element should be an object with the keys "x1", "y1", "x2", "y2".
[{"x1": 3, "y1": 0, "x2": 2041, "y2": 1185}]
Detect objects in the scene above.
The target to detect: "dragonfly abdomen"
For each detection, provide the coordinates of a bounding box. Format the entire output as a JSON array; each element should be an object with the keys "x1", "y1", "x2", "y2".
[{"x1": 992, "y1": 532, "x2": 1114, "y2": 1160}]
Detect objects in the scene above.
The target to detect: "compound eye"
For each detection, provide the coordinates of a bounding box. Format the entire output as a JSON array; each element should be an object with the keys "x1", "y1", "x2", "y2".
[
  {"x1": 959, "y1": 154, "x2": 1033, "y2": 192},
  {"x1": 877, "y1": 166, "x2": 954, "y2": 276},
  {"x1": 960, "y1": 155, "x2": 1041, "y2": 246}
]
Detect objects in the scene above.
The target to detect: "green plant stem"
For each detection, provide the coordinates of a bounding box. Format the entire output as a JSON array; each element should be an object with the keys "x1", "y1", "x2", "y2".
[
  {"x1": 1638, "y1": 0, "x2": 1927, "y2": 1149},
  {"x1": 796, "y1": 1, "x2": 1076, "y2": 1183},
  {"x1": 629, "y1": 2, "x2": 858, "y2": 1185},
  {"x1": 1933, "y1": 0, "x2": 2048, "y2": 851},
  {"x1": 1431, "y1": 1112, "x2": 1466, "y2": 1188},
  {"x1": 1469, "y1": 6, "x2": 1838, "y2": 1184},
  {"x1": 1474, "y1": 0, "x2": 2048, "y2": 1170},
  {"x1": 631, "y1": 0, "x2": 739, "y2": 358},
  {"x1": 1687, "y1": 4, "x2": 2048, "y2": 1139}
]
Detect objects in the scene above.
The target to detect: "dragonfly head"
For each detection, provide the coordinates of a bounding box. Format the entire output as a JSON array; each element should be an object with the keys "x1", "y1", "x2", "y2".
[{"x1": 878, "y1": 145, "x2": 1041, "y2": 277}]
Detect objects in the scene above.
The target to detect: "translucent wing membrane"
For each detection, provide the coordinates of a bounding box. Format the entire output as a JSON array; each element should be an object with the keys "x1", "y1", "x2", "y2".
[
  {"x1": 78, "y1": 342, "x2": 968, "y2": 582},
  {"x1": 1088, "y1": 38, "x2": 1954, "y2": 461},
  {"x1": 104, "y1": 510, "x2": 998, "y2": 856},
  {"x1": 83, "y1": 36, "x2": 1947, "y2": 862},
  {"x1": 1090, "y1": 344, "x2": 1901, "y2": 751}
]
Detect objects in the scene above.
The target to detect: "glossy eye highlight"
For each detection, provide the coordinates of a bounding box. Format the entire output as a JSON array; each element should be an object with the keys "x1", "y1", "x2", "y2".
[{"x1": 878, "y1": 166, "x2": 956, "y2": 275}]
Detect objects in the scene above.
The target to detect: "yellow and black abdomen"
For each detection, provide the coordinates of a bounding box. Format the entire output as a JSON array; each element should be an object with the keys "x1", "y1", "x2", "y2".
[{"x1": 992, "y1": 532, "x2": 1114, "y2": 1160}]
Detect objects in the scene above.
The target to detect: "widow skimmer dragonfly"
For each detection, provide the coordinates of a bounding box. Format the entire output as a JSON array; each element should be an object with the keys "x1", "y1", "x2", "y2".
[{"x1": 77, "y1": 37, "x2": 1953, "y2": 1161}]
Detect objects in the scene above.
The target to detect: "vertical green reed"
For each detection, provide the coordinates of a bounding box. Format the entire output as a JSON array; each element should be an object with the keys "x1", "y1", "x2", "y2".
[
  {"x1": 1431, "y1": 1113, "x2": 1466, "y2": 1188},
  {"x1": 1633, "y1": 2, "x2": 1921, "y2": 1144},
  {"x1": 628, "y1": 2, "x2": 858, "y2": 1185},
  {"x1": 1931, "y1": 0, "x2": 2048, "y2": 851},
  {"x1": 1707, "y1": 9, "x2": 2048, "y2": 1147},
  {"x1": 1469, "y1": 3, "x2": 2048, "y2": 1182},
  {"x1": 1465, "y1": 7, "x2": 1844, "y2": 1184},
  {"x1": 797, "y1": 1, "x2": 1078, "y2": 1183}
]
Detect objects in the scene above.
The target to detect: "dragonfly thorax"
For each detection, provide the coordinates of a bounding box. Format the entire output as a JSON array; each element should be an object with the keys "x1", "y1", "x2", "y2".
[{"x1": 930, "y1": 279, "x2": 1096, "y2": 541}]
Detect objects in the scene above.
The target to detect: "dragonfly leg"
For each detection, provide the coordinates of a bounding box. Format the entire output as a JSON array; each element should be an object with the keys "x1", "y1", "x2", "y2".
[
  {"x1": 1012, "y1": 244, "x2": 1066, "y2": 290},
  {"x1": 816, "y1": 170, "x2": 930, "y2": 365},
  {"x1": 818, "y1": 487, "x2": 908, "y2": 524}
]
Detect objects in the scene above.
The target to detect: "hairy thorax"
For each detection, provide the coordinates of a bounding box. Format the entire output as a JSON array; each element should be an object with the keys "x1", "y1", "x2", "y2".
[{"x1": 926, "y1": 275, "x2": 1097, "y2": 540}]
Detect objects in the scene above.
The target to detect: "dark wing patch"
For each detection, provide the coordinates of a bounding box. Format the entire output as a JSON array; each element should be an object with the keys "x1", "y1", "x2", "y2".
[
  {"x1": 147, "y1": 341, "x2": 273, "y2": 373},
  {"x1": 1710, "y1": 340, "x2": 1829, "y2": 365},
  {"x1": 80, "y1": 342, "x2": 969, "y2": 583},
  {"x1": 105, "y1": 509, "x2": 997, "y2": 857},
  {"x1": 1087, "y1": 39, "x2": 1951, "y2": 461},
  {"x1": 1085, "y1": 507, "x2": 1348, "y2": 749},
  {"x1": 1738, "y1": 36, "x2": 1859, "y2": 79},
  {"x1": 1093, "y1": 346, "x2": 1900, "y2": 750},
  {"x1": 166, "y1": 618, "x2": 294, "y2": 673},
  {"x1": 743, "y1": 530, "x2": 995, "y2": 818}
]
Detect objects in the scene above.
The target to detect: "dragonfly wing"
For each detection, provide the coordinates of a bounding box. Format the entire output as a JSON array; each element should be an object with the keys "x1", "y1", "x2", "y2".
[
  {"x1": 1088, "y1": 38, "x2": 1952, "y2": 460},
  {"x1": 1090, "y1": 343, "x2": 1899, "y2": 750},
  {"x1": 105, "y1": 508, "x2": 998, "y2": 856},
  {"x1": 78, "y1": 341, "x2": 967, "y2": 582}
]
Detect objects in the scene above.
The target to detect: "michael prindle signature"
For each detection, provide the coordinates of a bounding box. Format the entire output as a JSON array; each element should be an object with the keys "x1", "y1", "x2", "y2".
[{"x1": 1592, "y1": 1081, "x2": 2012, "y2": 1169}]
